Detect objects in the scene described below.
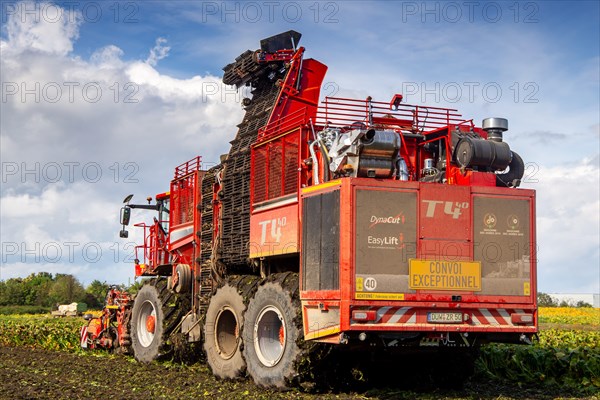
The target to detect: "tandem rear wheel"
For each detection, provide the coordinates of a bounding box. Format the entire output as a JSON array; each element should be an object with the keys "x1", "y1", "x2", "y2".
[
  {"x1": 204, "y1": 276, "x2": 260, "y2": 379},
  {"x1": 242, "y1": 273, "x2": 303, "y2": 389}
]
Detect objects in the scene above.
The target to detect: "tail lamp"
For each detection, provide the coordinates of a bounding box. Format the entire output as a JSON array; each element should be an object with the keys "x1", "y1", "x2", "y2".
[
  {"x1": 352, "y1": 310, "x2": 376, "y2": 321},
  {"x1": 511, "y1": 312, "x2": 534, "y2": 325}
]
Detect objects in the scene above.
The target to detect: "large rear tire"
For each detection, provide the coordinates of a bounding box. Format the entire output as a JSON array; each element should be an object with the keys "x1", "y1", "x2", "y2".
[
  {"x1": 204, "y1": 275, "x2": 259, "y2": 379},
  {"x1": 130, "y1": 278, "x2": 187, "y2": 363},
  {"x1": 243, "y1": 273, "x2": 302, "y2": 388}
]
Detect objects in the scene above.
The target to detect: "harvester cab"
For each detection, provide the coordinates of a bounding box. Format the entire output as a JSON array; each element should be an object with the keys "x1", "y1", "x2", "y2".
[{"x1": 118, "y1": 192, "x2": 173, "y2": 277}]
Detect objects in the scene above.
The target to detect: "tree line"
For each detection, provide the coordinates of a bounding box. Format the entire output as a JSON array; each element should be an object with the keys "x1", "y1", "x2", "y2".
[
  {"x1": 0, "y1": 272, "x2": 142, "y2": 313},
  {"x1": 538, "y1": 292, "x2": 593, "y2": 308}
]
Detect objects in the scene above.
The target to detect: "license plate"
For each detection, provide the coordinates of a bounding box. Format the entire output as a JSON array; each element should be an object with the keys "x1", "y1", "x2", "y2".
[{"x1": 427, "y1": 312, "x2": 463, "y2": 323}]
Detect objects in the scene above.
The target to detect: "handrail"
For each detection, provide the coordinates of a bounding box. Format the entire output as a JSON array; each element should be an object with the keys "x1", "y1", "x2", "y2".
[
  {"x1": 256, "y1": 95, "x2": 473, "y2": 139},
  {"x1": 316, "y1": 96, "x2": 466, "y2": 133},
  {"x1": 174, "y1": 156, "x2": 202, "y2": 179},
  {"x1": 133, "y1": 221, "x2": 169, "y2": 268}
]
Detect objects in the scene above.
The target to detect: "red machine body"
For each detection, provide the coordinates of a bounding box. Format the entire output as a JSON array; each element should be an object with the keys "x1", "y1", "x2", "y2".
[
  {"x1": 247, "y1": 94, "x2": 536, "y2": 345},
  {"x1": 94, "y1": 31, "x2": 536, "y2": 388},
  {"x1": 299, "y1": 179, "x2": 535, "y2": 343}
]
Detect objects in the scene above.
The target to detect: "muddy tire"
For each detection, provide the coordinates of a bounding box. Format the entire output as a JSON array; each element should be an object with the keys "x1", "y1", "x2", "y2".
[
  {"x1": 204, "y1": 275, "x2": 259, "y2": 379},
  {"x1": 131, "y1": 278, "x2": 187, "y2": 363},
  {"x1": 243, "y1": 273, "x2": 302, "y2": 388}
]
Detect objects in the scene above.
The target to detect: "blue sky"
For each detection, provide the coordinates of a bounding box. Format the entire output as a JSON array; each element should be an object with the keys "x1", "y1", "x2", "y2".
[{"x1": 1, "y1": 0, "x2": 598, "y2": 294}]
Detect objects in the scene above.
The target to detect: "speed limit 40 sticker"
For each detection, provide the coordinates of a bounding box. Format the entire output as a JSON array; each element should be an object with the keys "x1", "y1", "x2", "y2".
[
  {"x1": 356, "y1": 277, "x2": 377, "y2": 292},
  {"x1": 364, "y1": 277, "x2": 377, "y2": 291}
]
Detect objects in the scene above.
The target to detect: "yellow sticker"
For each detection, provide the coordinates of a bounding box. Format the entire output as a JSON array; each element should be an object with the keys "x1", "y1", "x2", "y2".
[
  {"x1": 304, "y1": 325, "x2": 341, "y2": 340},
  {"x1": 409, "y1": 259, "x2": 481, "y2": 291},
  {"x1": 301, "y1": 179, "x2": 342, "y2": 194},
  {"x1": 524, "y1": 282, "x2": 530, "y2": 296},
  {"x1": 356, "y1": 277, "x2": 364, "y2": 292},
  {"x1": 355, "y1": 292, "x2": 405, "y2": 300}
]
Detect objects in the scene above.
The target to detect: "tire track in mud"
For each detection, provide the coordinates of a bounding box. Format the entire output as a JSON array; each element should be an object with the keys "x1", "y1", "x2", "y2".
[
  {"x1": 1, "y1": 346, "x2": 351, "y2": 400},
  {"x1": 0, "y1": 346, "x2": 589, "y2": 400}
]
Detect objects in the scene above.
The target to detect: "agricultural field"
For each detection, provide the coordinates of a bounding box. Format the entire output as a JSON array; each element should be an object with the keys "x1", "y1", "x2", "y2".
[
  {"x1": 0, "y1": 307, "x2": 598, "y2": 399},
  {"x1": 539, "y1": 307, "x2": 600, "y2": 329}
]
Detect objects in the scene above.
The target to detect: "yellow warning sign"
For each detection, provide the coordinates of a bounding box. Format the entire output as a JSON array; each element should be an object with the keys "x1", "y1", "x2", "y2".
[
  {"x1": 524, "y1": 282, "x2": 530, "y2": 296},
  {"x1": 356, "y1": 277, "x2": 364, "y2": 292},
  {"x1": 355, "y1": 292, "x2": 405, "y2": 300},
  {"x1": 409, "y1": 260, "x2": 481, "y2": 291}
]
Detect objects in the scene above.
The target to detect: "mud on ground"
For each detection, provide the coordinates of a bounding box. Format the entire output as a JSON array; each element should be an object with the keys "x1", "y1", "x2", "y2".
[{"x1": 0, "y1": 346, "x2": 595, "y2": 400}]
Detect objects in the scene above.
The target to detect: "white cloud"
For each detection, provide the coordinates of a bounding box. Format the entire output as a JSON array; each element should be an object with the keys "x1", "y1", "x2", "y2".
[
  {"x1": 1, "y1": 186, "x2": 60, "y2": 218},
  {"x1": 145, "y1": 37, "x2": 170, "y2": 67},
  {"x1": 90, "y1": 45, "x2": 125, "y2": 69},
  {"x1": 534, "y1": 157, "x2": 600, "y2": 292},
  {"x1": 1, "y1": 1, "x2": 81, "y2": 56}
]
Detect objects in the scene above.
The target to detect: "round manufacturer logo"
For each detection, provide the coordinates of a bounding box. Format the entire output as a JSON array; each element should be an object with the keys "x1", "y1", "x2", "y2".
[
  {"x1": 484, "y1": 213, "x2": 497, "y2": 229},
  {"x1": 364, "y1": 277, "x2": 377, "y2": 291},
  {"x1": 507, "y1": 214, "x2": 520, "y2": 229}
]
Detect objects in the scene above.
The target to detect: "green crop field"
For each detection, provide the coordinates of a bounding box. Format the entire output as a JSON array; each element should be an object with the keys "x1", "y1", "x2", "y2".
[{"x1": 1, "y1": 307, "x2": 598, "y2": 399}]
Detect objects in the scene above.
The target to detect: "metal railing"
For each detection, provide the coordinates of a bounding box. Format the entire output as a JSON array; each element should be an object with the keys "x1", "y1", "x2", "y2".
[
  {"x1": 315, "y1": 96, "x2": 472, "y2": 133},
  {"x1": 134, "y1": 220, "x2": 169, "y2": 269},
  {"x1": 174, "y1": 156, "x2": 202, "y2": 179}
]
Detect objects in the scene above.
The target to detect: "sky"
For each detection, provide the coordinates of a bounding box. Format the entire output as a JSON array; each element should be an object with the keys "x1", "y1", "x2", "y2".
[{"x1": 0, "y1": 0, "x2": 598, "y2": 294}]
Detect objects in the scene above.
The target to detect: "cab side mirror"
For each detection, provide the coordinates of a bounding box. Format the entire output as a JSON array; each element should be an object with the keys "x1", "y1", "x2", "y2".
[{"x1": 120, "y1": 207, "x2": 131, "y2": 226}]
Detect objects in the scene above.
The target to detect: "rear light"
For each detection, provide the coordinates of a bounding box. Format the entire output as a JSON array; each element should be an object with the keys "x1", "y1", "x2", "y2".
[
  {"x1": 511, "y1": 313, "x2": 534, "y2": 325},
  {"x1": 352, "y1": 310, "x2": 376, "y2": 321}
]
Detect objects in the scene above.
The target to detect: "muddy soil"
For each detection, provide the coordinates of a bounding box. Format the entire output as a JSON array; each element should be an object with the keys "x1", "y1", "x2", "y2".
[{"x1": 0, "y1": 346, "x2": 593, "y2": 400}]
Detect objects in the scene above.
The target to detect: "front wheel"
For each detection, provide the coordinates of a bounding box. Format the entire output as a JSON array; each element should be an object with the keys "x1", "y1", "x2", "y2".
[
  {"x1": 243, "y1": 273, "x2": 302, "y2": 388},
  {"x1": 130, "y1": 278, "x2": 187, "y2": 362},
  {"x1": 130, "y1": 283, "x2": 163, "y2": 362}
]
